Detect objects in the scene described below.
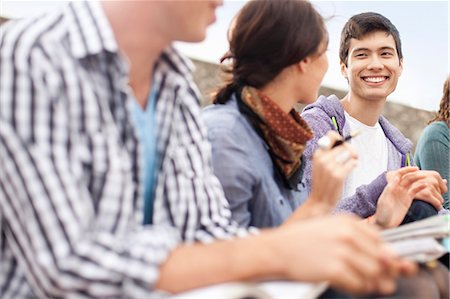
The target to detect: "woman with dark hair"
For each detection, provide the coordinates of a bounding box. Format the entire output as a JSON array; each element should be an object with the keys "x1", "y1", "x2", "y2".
[
  {"x1": 203, "y1": 0, "x2": 359, "y2": 227},
  {"x1": 415, "y1": 76, "x2": 450, "y2": 209}
]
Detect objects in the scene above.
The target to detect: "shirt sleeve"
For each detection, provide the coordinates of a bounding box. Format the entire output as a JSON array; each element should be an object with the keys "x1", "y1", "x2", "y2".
[
  {"x1": 0, "y1": 46, "x2": 180, "y2": 298},
  {"x1": 301, "y1": 110, "x2": 386, "y2": 218},
  {"x1": 152, "y1": 82, "x2": 253, "y2": 243}
]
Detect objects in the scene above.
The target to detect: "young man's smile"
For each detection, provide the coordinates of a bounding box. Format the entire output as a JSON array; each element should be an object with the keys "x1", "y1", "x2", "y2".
[{"x1": 361, "y1": 75, "x2": 389, "y2": 84}]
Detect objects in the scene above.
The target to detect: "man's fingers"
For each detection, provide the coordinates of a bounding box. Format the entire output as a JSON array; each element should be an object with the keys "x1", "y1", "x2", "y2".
[
  {"x1": 397, "y1": 171, "x2": 424, "y2": 188},
  {"x1": 420, "y1": 170, "x2": 446, "y2": 193},
  {"x1": 386, "y1": 167, "x2": 418, "y2": 184},
  {"x1": 428, "y1": 187, "x2": 445, "y2": 204},
  {"x1": 407, "y1": 180, "x2": 443, "y2": 210},
  {"x1": 339, "y1": 251, "x2": 381, "y2": 293},
  {"x1": 401, "y1": 170, "x2": 447, "y2": 194},
  {"x1": 414, "y1": 189, "x2": 444, "y2": 210},
  {"x1": 397, "y1": 260, "x2": 418, "y2": 277},
  {"x1": 438, "y1": 177, "x2": 447, "y2": 193},
  {"x1": 330, "y1": 267, "x2": 368, "y2": 295},
  {"x1": 394, "y1": 166, "x2": 419, "y2": 177}
]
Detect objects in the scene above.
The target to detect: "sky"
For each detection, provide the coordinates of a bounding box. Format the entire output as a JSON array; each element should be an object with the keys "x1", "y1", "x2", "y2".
[{"x1": 1, "y1": 0, "x2": 449, "y2": 111}]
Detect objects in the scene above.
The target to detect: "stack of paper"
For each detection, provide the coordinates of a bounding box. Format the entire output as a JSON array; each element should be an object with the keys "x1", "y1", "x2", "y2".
[{"x1": 382, "y1": 215, "x2": 450, "y2": 263}]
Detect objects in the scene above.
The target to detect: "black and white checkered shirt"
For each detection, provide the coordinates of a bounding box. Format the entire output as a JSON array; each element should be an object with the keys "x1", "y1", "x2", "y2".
[{"x1": 0, "y1": 1, "x2": 246, "y2": 298}]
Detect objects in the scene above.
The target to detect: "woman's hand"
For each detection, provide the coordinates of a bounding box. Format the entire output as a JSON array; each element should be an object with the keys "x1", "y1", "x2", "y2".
[
  {"x1": 309, "y1": 131, "x2": 358, "y2": 207},
  {"x1": 288, "y1": 131, "x2": 358, "y2": 222},
  {"x1": 286, "y1": 131, "x2": 357, "y2": 223}
]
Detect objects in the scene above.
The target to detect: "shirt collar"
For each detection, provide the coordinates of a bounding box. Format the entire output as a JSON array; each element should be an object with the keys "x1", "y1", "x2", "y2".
[
  {"x1": 66, "y1": 0, "x2": 118, "y2": 59},
  {"x1": 156, "y1": 46, "x2": 195, "y2": 79}
]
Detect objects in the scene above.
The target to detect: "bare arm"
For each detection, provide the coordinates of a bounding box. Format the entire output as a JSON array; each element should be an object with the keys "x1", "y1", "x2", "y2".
[
  {"x1": 157, "y1": 230, "x2": 282, "y2": 293},
  {"x1": 157, "y1": 215, "x2": 417, "y2": 296}
]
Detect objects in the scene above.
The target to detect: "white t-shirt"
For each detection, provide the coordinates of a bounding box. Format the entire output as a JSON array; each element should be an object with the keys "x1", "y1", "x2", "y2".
[{"x1": 342, "y1": 111, "x2": 388, "y2": 198}]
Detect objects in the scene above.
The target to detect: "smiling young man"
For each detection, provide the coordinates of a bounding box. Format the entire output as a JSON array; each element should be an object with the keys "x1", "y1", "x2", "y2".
[{"x1": 301, "y1": 12, "x2": 448, "y2": 228}]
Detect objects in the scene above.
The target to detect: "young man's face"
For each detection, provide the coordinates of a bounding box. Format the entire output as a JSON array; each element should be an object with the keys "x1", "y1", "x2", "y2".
[
  {"x1": 104, "y1": 0, "x2": 222, "y2": 44},
  {"x1": 341, "y1": 31, "x2": 403, "y2": 102}
]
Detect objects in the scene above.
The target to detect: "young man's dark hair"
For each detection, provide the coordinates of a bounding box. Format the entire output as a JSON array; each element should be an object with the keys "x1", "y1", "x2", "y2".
[{"x1": 339, "y1": 12, "x2": 403, "y2": 66}]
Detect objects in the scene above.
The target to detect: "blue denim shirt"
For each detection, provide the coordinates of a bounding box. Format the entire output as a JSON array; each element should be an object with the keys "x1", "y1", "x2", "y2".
[{"x1": 202, "y1": 96, "x2": 308, "y2": 228}]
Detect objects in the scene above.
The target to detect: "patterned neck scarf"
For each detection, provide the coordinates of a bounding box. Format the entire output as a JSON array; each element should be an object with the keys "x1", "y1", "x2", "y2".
[{"x1": 237, "y1": 86, "x2": 313, "y2": 189}]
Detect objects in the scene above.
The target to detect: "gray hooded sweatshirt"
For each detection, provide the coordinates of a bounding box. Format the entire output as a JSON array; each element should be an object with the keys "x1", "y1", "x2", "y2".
[{"x1": 301, "y1": 95, "x2": 413, "y2": 217}]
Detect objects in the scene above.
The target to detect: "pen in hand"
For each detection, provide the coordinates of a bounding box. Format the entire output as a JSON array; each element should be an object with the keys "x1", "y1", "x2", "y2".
[{"x1": 317, "y1": 130, "x2": 361, "y2": 149}]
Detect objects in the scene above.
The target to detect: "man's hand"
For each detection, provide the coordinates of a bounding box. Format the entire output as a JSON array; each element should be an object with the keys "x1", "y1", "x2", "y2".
[
  {"x1": 373, "y1": 167, "x2": 445, "y2": 228},
  {"x1": 409, "y1": 170, "x2": 447, "y2": 209},
  {"x1": 273, "y1": 215, "x2": 417, "y2": 295}
]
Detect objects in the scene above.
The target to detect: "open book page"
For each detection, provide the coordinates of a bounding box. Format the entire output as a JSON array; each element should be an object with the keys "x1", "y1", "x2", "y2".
[
  {"x1": 382, "y1": 215, "x2": 450, "y2": 262},
  {"x1": 170, "y1": 281, "x2": 327, "y2": 299},
  {"x1": 169, "y1": 282, "x2": 272, "y2": 299},
  {"x1": 258, "y1": 281, "x2": 328, "y2": 299},
  {"x1": 388, "y1": 237, "x2": 447, "y2": 263},
  {"x1": 382, "y1": 214, "x2": 450, "y2": 242}
]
